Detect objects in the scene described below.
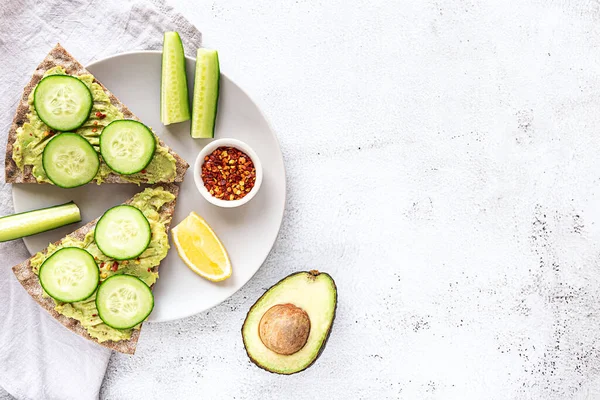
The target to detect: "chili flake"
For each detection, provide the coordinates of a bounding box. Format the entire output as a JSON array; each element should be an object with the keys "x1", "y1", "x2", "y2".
[
  {"x1": 201, "y1": 146, "x2": 256, "y2": 201},
  {"x1": 95, "y1": 112, "x2": 107, "y2": 119},
  {"x1": 111, "y1": 261, "x2": 118, "y2": 272}
]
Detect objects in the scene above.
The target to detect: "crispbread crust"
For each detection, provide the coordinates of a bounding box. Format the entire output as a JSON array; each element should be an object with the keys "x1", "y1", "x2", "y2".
[
  {"x1": 5, "y1": 43, "x2": 189, "y2": 184},
  {"x1": 11, "y1": 183, "x2": 179, "y2": 354}
]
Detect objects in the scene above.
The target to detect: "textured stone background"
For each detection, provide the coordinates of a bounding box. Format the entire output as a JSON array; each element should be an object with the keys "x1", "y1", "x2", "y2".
[{"x1": 5, "y1": 0, "x2": 600, "y2": 398}]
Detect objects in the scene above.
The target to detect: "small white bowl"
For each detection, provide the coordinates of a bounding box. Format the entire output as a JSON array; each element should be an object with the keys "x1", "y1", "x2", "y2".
[{"x1": 194, "y1": 138, "x2": 263, "y2": 208}]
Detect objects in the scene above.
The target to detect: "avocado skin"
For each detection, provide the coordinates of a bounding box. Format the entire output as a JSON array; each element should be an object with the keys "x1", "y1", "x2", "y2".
[{"x1": 241, "y1": 270, "x2": 338, "y2": 375}]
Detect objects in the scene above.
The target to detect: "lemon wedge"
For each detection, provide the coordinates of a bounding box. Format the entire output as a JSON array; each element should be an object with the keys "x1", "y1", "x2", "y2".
[{"x1": 172, "y1": 212, "x2": 232, "y2": 281}]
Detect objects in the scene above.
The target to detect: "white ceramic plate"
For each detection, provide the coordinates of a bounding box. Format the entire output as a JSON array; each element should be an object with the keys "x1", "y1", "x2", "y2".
[{"x1": 12, "y1": 51, "x2": 286, "y2": 322}]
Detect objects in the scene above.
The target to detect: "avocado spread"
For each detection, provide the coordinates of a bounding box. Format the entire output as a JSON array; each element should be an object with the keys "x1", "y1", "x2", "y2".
[
  {"x1": 30, "y1": 187, "x2": 175, "y2": 342},
  {"x1": 13, "y1": 66, "x2": 177, "y2": 184}
]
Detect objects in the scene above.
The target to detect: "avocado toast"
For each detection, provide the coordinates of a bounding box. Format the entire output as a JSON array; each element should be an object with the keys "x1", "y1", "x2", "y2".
[
  {"x1": 5, "y1": 43, "x2": 189, "y2": 185},
  {"x1": 11, "y1": 184, "x2": 179, "y2": 354}
]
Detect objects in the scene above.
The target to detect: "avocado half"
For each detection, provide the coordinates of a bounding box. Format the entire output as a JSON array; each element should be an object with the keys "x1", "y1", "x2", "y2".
[{"x1": 241, "y1": 270, "x2": 337, "y2": 374}]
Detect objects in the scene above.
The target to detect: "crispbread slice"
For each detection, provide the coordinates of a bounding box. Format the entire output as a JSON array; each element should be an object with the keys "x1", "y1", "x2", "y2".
[
  {"x1": 5, "y1": 43, "x2": 189, "y2": 184},
  {"x1": 12, "y1": 183, "x2": 179, "y2": 354}
]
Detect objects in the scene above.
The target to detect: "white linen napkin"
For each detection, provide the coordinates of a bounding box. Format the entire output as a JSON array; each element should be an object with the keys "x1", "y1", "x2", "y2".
[{"x1": 0, "y1": 1, "x2": 201, "y2": 399}]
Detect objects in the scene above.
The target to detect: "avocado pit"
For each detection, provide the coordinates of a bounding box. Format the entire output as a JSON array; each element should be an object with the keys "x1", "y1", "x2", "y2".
[{"x1": 258, "y1": 303, "x2": 310, "y2": 355}]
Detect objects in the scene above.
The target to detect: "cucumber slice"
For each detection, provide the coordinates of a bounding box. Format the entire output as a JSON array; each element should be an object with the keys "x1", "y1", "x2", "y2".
[
  {"x1": 191, "y1": 48, "x2": 220, "y2": 138},
  {"x1": 42, "y1": 133, "x2": 100, "y2": 188},
  {"x1": 100, "y1": 120, "x2": 156, "y2": 175},
  {"x1": 161, "y1": 31, "x2": 191, "y2": 125},
  {"x1": 94, "y1": 205, "x2": 151, "y2": 260},
  {"x1": 34, "y1": 75, "x2": 93, "y2": 131},
  {"x1": 39, "y1": 247, "x2": 99, "y2": 303},
  {"x1": 0, "y1": 202, "x2": 80, "y2": 242},
  {"x1": 96, "y1": 274, "x2": 154, "y2": 329}
]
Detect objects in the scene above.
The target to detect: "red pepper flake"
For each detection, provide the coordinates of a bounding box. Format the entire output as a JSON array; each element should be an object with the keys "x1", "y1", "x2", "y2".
[
  {"x1": 201, "y1": 147, "x2": 256, "y2": 201},
  {"x1": 92, "y1": 313, "x2": 97, "y2": 317},
  {"x1": 95, "y1": 112, "x2": 106, "y2": 119},
  {"x1": 141, "y1": 169, "x2": 147, "y2": 174},
  {"x1": 92, "y1": 128, "x2": 98, "y2": 133},
  {"x1": 147, "y1": 268, "x2": 151, "y2": 272},
  {"x1": 111, "y1": 262, "x2": 118, "y2": 272},
  {"x1": 99, "y1": 262, "x2": 105, "y2": 269}
]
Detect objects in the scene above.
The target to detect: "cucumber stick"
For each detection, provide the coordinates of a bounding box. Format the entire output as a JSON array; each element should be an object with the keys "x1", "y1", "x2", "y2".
[
  {"x1": 191, "y1": 48, "x2": 220, "y2": 138},
  {"x1": 161, "y1": 32, "x2": 190, "y2": 125},
  {"x1": 0, "y1": 202, "x2": 81, "y2": 242}
]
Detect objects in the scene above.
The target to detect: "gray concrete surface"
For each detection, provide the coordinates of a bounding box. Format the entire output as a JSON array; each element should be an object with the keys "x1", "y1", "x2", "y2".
[{"x1": 5, "y1": 0, "x2": 600, "y2": 399}]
